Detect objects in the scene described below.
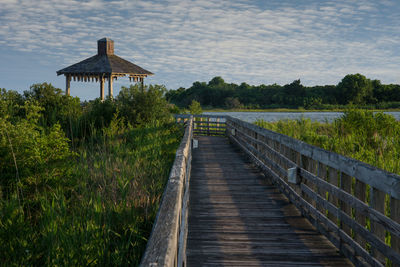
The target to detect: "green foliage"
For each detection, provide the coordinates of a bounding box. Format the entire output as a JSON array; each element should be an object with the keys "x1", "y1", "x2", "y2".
[
  {"x1": 81, "y1": 98, "x2": 118, "y2": 132},
  {"x1": 225, "y1": 97, "x2": 242, "y2": 109},
  {"x1": 0, "y1": 88, "x2": 25, "y2": 121},
  {"x1": 167, "y1": 74, "x2": 400, "y2": 110},
  {"x1": 188, "y1": 100, "x2": 203, "y2": 114},
  {"x1": 0, "y1": 84, "x2": 183, "y2": 265},
  {"x1": 255, "y1": 109, "x2": 400, "y2": 174},
  {"x1": 337, "y1": 74, "x2": 375, "y2": 105},
  {"x1": 24, "y1": 83, "x2": 82, "y2": 130},
  {"x1": 117, "y1": 84, "x2": 171, "y2": 127},
  {"x1": 0, "y1": 100, "x2": 75, "y2": 199}
]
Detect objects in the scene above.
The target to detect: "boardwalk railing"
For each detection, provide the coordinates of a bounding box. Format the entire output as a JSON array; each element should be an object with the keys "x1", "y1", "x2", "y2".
[
  {"x1": 140, "y1": 117, "x2": 193, "y2": 267},
  {"x1": 175, "y1": 114, "x2": 226, "y2": 136},
  {"x1": 226, "y1": 116, "x2": 400, "y2": 266}
]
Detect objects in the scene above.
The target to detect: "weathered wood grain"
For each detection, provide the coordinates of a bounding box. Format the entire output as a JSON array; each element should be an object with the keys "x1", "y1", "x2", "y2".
[
  {"x1": 187, "y1": 136, "x2": 351, "y2": 266},
  {"x1": 371, "y1": 187, "x2": 387, "y2": 264},
  {"x1": 299, "y1": 168, "x2": 400, "y2": 239},
  {"x1": 354, "y1": 179, "x2": 366, "y2": 249},
  {"x1": 392, "y1": 197, "x2": 400, "y2": 267},
  {"x1": 227, "y1": 118, "x2": 400, "y2": 266},
  {"x1": 227, "y1": 116, "x2": 400, "y2": 200},
  {"x1": 140, "y1": 118, "x2": 193, "y2": 267},
  {"x1": 340, "y1": 173, "x2": 352, "y2": 237}
]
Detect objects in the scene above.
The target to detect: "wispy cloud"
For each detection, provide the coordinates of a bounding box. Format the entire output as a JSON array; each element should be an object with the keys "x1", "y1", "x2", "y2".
[{"x1": 1, "y1": 0, "x2": 400, "y2": 98}]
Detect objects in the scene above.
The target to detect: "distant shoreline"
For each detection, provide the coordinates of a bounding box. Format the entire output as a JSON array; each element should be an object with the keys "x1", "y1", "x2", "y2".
[{"x1": 203, "y1": 108, "x2": 400, "y2": 113}]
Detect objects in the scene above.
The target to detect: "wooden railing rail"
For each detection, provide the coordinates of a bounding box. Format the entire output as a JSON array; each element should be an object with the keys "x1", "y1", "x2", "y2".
[
  {"x1": 226, "y1": 116, "x2": 400, "y2": 267},
  {"x1": 140, "y1": 117, "x2": 193, "y2": 267},
  {"x1": 175, "y1": 114, "x2": 226, "y2": 136}
]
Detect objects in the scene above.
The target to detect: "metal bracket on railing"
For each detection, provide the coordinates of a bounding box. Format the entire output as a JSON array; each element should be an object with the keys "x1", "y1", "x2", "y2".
[
  {"x1": 192, "y1": 139, "x2": 198, "y2": 149},
  {"x1": 288, "y1": 167, "x2": 300, "y2": 184}
]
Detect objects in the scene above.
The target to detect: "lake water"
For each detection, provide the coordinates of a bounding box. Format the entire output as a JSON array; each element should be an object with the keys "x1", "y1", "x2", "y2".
[{"x1": 203, "y1": 111, "x2": 400, "y2": 123}]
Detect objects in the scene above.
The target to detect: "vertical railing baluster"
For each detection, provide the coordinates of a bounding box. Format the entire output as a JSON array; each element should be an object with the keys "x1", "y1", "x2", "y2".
[
  {"x1": 370, "y1": 187, "x2": 387, "y2": 264},
  {"x1": 340, "y1": 173, "x2": 352, "y2": 237},
  {"x1": 391, "y1": 197, "x2": 400, "y2": 266},
  {"x1": 354, "y1": 179, "x2": 367, "y2": 249}
]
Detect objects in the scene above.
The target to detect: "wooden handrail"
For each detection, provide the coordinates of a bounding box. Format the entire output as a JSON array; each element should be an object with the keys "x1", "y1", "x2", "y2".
[
  {"x1": 226, "y1": 115, "x2": 400, "y2": 266},
  {"x1": 174, "y1": 114, "x2": 227, "y2": 136},
  {"x1": 140, "y1": 117, "x2": 193, "y2": 267}
]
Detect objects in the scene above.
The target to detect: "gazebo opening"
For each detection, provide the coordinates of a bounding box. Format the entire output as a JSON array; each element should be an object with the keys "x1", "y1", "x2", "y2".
[{"x1": 57, "y1": 38, "x2": 153, "y2": 100}]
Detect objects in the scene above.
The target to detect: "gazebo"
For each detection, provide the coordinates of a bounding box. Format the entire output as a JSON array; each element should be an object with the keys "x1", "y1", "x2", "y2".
[{"x1": 57, "y1": 38, "x2": 153, "y2": 100}]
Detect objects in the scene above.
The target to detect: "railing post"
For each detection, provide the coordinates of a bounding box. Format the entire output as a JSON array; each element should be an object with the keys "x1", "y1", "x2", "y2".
[
  {"x1": 207, "y1": 117, "x2": 210, "y2": 136},
  {"x1": 391, "y1": 197, "x2": 400, "y2": 264},
  {"x1": 339, "y1": 173, "x2": 352, "y2": 237},
  {"x1": 222, "y1": 116, "x2": 400, "y2": 266},
  {"x1": 370, "y1": 187, "x2": 387, "y2": 264},
  {"x1": 354, "y1": 179, "x2": 366, "y2": 249}
]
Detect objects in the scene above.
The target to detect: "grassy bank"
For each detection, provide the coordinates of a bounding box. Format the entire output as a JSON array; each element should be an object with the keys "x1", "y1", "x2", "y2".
[
  {"x1": 1, "y1": 84, "x2": 183, "y2": 265},
  {"x1": 204, "y1": 107, "x2": 400, "y2": 113},
  {"x1": 255, "y1": 109, "x2": 400, "y2": 175}
]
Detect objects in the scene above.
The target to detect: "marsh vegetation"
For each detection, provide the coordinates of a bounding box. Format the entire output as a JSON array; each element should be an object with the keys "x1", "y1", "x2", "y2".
[{"x1": 0, "y1": 83, "x2": 182, "y2": 265}]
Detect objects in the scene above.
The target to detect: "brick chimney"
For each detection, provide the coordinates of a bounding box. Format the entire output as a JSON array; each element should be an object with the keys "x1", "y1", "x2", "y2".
[{"x1": 98, "y1": 38, "x2": 114, "y2": 55}]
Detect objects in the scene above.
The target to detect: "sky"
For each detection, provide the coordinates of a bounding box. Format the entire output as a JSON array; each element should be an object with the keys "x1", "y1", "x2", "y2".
[{"x1": 1, "y1": 0, "x2": 400, "y2": 100}]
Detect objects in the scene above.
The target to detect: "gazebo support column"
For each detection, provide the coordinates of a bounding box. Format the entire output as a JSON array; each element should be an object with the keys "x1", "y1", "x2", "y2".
[
  {"x1": 100, "y1": 76, "x2": 105, "y2": 101},
  {"x1": 66, "y1": 75, "x2": 71, "y2": 96},
  {"x1": 57, "y1": 38, "x2": 153, "y2": 99},
  {"x1": 109, "y1": 75, "x2": 113, "y2": 98}
]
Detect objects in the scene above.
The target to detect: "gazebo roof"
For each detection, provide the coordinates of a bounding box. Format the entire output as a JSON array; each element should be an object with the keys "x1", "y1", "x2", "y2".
[
  {"x1": 56, "y1": 38, "x2": 153, "y2": 76},
  {"x1": 56, "y1": 54, "x2": 153, "y2": 76},
  {"x1": 57, "y1": 38, "x2": 153, "y2": 100}
]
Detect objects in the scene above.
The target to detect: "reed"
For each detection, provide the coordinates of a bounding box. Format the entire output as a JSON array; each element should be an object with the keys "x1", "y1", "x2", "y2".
[
  {"x1": 255, "y1": 109, "x2": 400, "y2": 175},
  {"x1": 0, "y1": 86, "x2": 183, "y2": 266}
]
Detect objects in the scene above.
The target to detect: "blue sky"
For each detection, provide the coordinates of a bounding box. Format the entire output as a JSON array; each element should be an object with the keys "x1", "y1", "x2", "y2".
[{"x1": 1, "y1": 0, "x2": 400, "y2": 100}]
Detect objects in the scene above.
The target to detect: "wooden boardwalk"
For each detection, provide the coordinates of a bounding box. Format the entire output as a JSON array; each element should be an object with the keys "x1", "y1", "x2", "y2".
[{"x1": 186, "y1": 136, "x2": 352, "y2": 266}]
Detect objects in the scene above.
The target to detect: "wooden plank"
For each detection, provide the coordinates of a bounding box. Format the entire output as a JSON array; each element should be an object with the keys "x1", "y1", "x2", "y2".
[
  {"x1": 188, "y1": 135, "x2": 352, "y2": 266},
  {"x1": 340, "y1": 173, "x2": 352, "y2": 237},
  {"x1": 317, "y1": 162, "x2": 327, "y2": 215},
  {"x1": 392, "y1": 197, "x2": 400, "y2": 267},
  {"x1": 193, "y1": 125, "x2": 226, "y2": 129},
  {"x1": 226, "y1": 116, "x2": 400, "y2": 200},
  {"x1": 301, "y1": 183, "x2": 397, "y2": 266},
  {"x1": 301, "y1": 155, "x2": 313, "y2": 206},
  {"x1": 300, "y1": 168, "x2": 400, "y2": 239},
  {"x1": 140, "y1": 118, "x2": 193, "y2": 267},
  {"x1": 327, "y1": 166, "x2": 339, "y2": 224},
  {"x1": 233, "y1": 136, "x2": 374, "y2": 267},
  {"x1": 370, "y1": 187, "x2": 387, "y2": 265},
  {"x1": 354, "y1": 179, "x2": 367, "y2": 249}
]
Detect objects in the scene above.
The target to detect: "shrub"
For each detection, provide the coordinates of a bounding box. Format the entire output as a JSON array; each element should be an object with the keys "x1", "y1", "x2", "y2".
[
  {"x1": 188, "y1": 100, "x2": 202, "y2": 114},
  {"x1": 0, "y1": 100, "x2": 75, "y2": 200},
  {"x1": 23, "y1": 83, "x2": 82, "y2": 135},
  {"x1": 117, "y1": 84, "x2": 171, "y2": 126}
]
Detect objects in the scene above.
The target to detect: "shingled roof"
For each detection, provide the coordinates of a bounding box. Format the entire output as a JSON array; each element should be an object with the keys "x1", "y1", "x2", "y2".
[
  {"x1": 57, "y1": 38, "x2": 153, "y2": 100},
  {"x1": 57, "y1": 38, "x2": 153, "y2": 76}
]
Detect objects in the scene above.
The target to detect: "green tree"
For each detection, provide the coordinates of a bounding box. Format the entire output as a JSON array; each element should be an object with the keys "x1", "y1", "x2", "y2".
[
  {"x1": 117, "y1": 84, "x2": 171, "y2": 126},
  {"x1": 208, "y1": 76, "x2": 225, "y2": 87},
  {"x1": 336, "y1": 74, "x2": 374, "y2": 105},
  {"x1": 188, "y1": 100, "x2": 202, "y2": 114},
  {"x1": 23, "y1": 83, "x2": 82, "y2": 132},
  {"x1": 225, "y1": 97, "x2": 242, "y2": 109},
  {"x1": 0, "y1": 100, "x2": 75, "y2": 198}
]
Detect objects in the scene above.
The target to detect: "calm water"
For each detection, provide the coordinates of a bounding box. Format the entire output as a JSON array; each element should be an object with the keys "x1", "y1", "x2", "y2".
[{"x1": 204, "y1": 111, "x2": 400, "y2": 123}]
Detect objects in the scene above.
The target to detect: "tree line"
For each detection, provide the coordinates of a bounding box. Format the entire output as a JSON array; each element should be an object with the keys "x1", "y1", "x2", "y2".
[{"x1": 166, "y1": 74, "x2": 400, "y2": 109}]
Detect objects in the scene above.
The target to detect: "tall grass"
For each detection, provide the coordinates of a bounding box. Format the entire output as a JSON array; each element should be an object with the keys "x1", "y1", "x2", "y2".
[
  {"x1": 1, "y1": 118, "x2": 182, "y2": 266},
  {"x1": 255, "y1": 109, "x2": 400, "y2": 175},
  {"x1": 255, "y1": 109, "x2": 399, "y2": 264},
  {"x1": 1, "y1": 85, "x2": 183, "y2": 266}
]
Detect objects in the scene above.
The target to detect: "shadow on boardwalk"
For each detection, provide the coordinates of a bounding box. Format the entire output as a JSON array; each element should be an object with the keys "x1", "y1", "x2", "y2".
[{"x1": 186, "y1": 136, "x2": 352, "y2": 267}]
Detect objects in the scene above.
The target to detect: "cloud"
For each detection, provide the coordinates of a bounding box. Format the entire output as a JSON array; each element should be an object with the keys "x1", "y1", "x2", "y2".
[{"x1": 1, "y1": 0, "x2": 400, "y2": 94}]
